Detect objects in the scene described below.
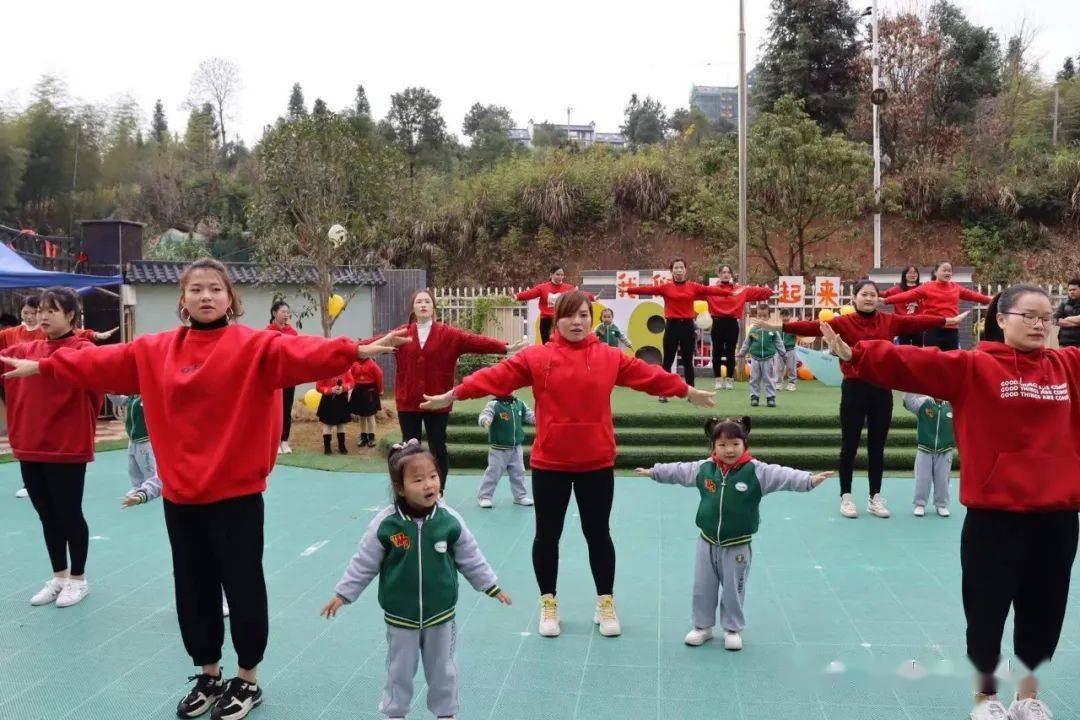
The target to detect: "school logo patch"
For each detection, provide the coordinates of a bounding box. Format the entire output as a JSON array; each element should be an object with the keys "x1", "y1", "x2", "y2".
[
  {"x1": 390, "y1": 532, "x2": 411, "y2": 550},
  {"x1": 704, "y1": 479, "x2": 717, "y2": 492},
  {"x1": 434, "y1": 541, "x2": 448, "y2": 553},
  {"x1": 736, "y1": 554, "x2": 746, "y2": 564},
  {"x1": 925, "y1": 407, "x2": 936, "y2": 419},
  {"x1": 735, "y1": 482, "x2": 748, "y2": 492},
  {"x1": 499, "y1": 412, "x2": 510, "y2": 421}
]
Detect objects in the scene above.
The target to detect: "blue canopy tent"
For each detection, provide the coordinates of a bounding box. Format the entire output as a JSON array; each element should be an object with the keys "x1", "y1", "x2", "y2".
[{"x1": 0, "y1": 242, "x2": 121, "y2": 289}]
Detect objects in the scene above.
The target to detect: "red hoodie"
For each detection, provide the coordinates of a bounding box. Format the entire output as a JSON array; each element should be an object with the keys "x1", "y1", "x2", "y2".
[
  {"x1": 842, "y1": 340, "x2": 1080, "y2": 511},
  {"x1": 880, "y1": 285, "x2": 921, "y2": 315},
  {"x1": 2, "y1": 334, "x2": 103, "y2": 463},
  {"x1": 0, "y1": 325, "x2": 97, "y2": 350},
  {"x1": 882, "y1": 280, "x2": 992, "y2": 319},
  {"x1": 36, "y1": 324, "x2": 359, "y2": 504},
  {"x1": 393, "y1": 322, "x2": 507, "y2": 413},
  {"x1": 454, "y1": 332, "x2": 689, "y2": 471},
  {"x1": 626, "y1": 281, "x2": 734, "y2": 319},
  {"x1": 784, "y1": 311, "x2": 945, "y2": 345},
  {"x1": 515, "y1": 282, "x2": 596, "y2": 318},
  {"x1": 265, "y1": 322, "x2": 299, "y2": 336},
  {"x1": 350, "y1": 358, "x2": 384, "y2": 394},
  {"x1": 707, "y1": 284, "x2": 775, "y2": 318}
]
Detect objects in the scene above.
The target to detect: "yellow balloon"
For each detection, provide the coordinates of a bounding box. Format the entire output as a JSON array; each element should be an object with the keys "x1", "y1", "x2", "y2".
[
  {"x1": 818, "y1": 309, "x2": 836, "y2": 322},
  {"x1": 693, "y1": 300, "x2": 709, "y2": 315},
  {"x1": 304, "y1": 388, "x2": 321, "y2": 412},
  {"x1": 328, "y1": 294, "x2": 346, "y2": 319},
  {"x1": 839, "y1": 304, "x2": 856, "y2": 316}
]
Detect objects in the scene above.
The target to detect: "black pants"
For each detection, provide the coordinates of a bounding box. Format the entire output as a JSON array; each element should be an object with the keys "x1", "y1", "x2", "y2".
[
  {"x1": 20, "y1": 462, "x2": 89, "y2": 576},
  {"x1": 663, "y1": 318, "x2": 697, "y2": 388},
  {"x1": 398, "y1": 411, "x2": 450, "y2": 489},
  {"x1": 164, "y1": 493, "x2": 268, "y2": 670},
  {"x1": 924, "y1": 326, "x2": 959, "y2": 351},
  {"x1": 539, "y1": 317, "x2": 554, "y2": 344},
  {"x1": 896, "y1": 332, "x2": 924, "y2": 347},
  {"x1": 962, "y1": 509, "x2": 1078, "y2": 676},
  {"x1": 281, "y1": 387, "x2": 295, "y2": 442},
  {"x1": 710, "y1": 316, "x2": 740, "y2": 379},
  {"x1": 838, "y1": 379, "x2": 893, "y2": 496},
  {"x1": 532, "y1": 468, "x2": 616, "y2": 596}
]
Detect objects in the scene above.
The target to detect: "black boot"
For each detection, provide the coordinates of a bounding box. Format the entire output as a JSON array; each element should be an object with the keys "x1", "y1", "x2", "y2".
[
  {"x1": 337, "y1": 432, "x2": 348, "y2": 454},
  {"x1": 322, "y1": 434, "x2": 332, "y2": 455},
  {"x1": 367, "y1": 433, "x2": 377, "y2": 447},
  {"x1": 357, "y1": 433, "x2": 366, "y2": 448}
]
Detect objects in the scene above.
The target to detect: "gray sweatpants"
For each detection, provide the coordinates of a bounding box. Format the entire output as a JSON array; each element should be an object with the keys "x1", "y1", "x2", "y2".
[
  {"x1": 913, "y1": 449, "x2": 953, "y2": 509},
  {"x1": 381, "y1": 621, "x2": 458, "y2": 718},
  {"x1": 778, "y1": 351, "x2": 797, "y2": 385},
  {"x1": 478, "y1": 446, "x2": 530, "y2": 501},
  {"x1": 692, "y1": 538, "x2": 753, "y2": 632},
  {"x1": 748, "y1": 357, "x2": 777, "y2": 399},
  {"x1": 127, "y1": 441, "x2": 155, "y2": 489}
]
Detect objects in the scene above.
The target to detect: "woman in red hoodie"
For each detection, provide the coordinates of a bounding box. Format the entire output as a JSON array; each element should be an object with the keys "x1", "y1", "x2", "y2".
[
  {"x1": 265, "y1": 300, "x2": 298, "y2": 455},
  {"x1": 2, "y1": 287, "x2": 103, "y2": 610},
  {"x1": 880, "y1": 264, "x2": 925, "y2": 346},
  {"x1": 421, "y1": 291, "x2": 715, "y2": 640},
  {"x1": 706, "y1": 264, "x2": 775, "y2": 390},
  {"x1": 882, "y1": 261, "x2": 992, "y2": 351},
  {"x1": 393, "y1": 289, "x2": 523, "y2": 490},
  {"x1": 824, "y1": 284, "x2": 1080, "y2": 720},
  {"x1": 627, "y1": 257, "x2": 736, "y2": 396},
  {"x1": 2, "y1": 259, "x2": 404, "y2": 720},
  {"x1": 515, "y1": 265, "x2": 593, "y2": 344}
]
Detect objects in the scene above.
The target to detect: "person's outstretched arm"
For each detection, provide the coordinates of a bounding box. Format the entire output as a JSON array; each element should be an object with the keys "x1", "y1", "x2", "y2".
[
  {"x1": 445, "y1": 507, "x2": 505, "y2": 600},
  {"x1": 880, "y1": 286, "x2": 925, "y2": 307},
  {"x1": 33, "y1": 342, "x2": 141, "y2": 394},
  {"x1": 754, "y1": 460, "x2": 826, "y2": 494},
  {"x1": 636, "y1": 460, "x2": 705, "y2": 487},
  {"x1": 515, "y1": 285, "x2": 542, "y2": 302},
  {"x1": 334, "y1": 510, "x2": 390, "y2": 603},
  {"x1": 959, "y1": 287, "x2": 994, "y2": 305}
]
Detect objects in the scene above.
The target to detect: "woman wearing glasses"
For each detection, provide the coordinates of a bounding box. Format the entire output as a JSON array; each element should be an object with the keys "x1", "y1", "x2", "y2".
[{"x1": 822, "y1": 284, "x2": 1080, "y2": 720}]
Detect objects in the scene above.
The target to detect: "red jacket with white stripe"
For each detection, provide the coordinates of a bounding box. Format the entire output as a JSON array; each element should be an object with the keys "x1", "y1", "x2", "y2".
[{"x1": 393, "y1": 322, "x2": 507, "y2": 413}]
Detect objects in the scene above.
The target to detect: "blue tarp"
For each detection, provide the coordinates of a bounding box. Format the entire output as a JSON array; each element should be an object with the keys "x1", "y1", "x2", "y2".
[
  {"x1": 796, "y1": 345, "x2": 845, "y2": 387},
  {"x1": 0, "y1": 242, "x2": 121, "y2": 289}
]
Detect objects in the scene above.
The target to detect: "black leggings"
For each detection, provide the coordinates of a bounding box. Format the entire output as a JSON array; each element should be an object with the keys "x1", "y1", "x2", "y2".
[
  {"x1": 165, "y1": 493, "x2": 268, "y2": 670},
  {"x1": 539, "y1": 317, "x2": 554, "y2": 344},
  {"x1": 710, "y1": 316, "x2": 740, "y2": 379},
  {"x1": 532, "y1": 468, "x2": 616, "y2": 596},
  {"x1": 281, "y1": 387, "x2": 295, "y2": 442},
  {"x1": 962, "y1": 509, "x2": 1078, "y2": 679},
  {"x1": 924, "y1": 326, "x2": 959, "y2": 350},
  {"x1": 21, "y1": 462, "x2": 89, "y2": 576},
  {"x1": 896, "y1": 332, "x2": 924, "y2": 347},
  {"x1": 662, "y1": 318, "x2": 697, "y2": 388},
  {"x1": 399, "y1": 411, "x2": 450, "y2": 489},
  {"x1": 838, "y1": 379, "x2": 893, "y2": 496}
]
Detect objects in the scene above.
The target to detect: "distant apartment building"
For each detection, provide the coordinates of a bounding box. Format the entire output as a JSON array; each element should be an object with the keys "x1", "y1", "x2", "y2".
[
  {"x1": 508, "y1": 121, "x2": 627, "y2": 148},
  {"x1": 690, "y1": 85, "x2": 738, "y2": 124}
]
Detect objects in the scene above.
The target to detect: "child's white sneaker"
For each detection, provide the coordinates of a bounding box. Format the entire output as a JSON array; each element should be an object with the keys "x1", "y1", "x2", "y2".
[
  {"x1": 513, "y1": 497, "x2": 534, "y2": 506},
  {"x1": 840, "y1": 493, "x2": 858, "y2": 518},
  {"x1": 937, "y1": 506, "x2": 951, "y2": 518},
  {"x1": 477, "y1": 498, "x2": 493, "y2": 508},
  {"x1": 725, "y1": 378, "x2": 734, "y2": 390},
  {"x1": 723, "y1": 631, "x2": 743, "y2": 651},
  {"x1": 1007, "y1": 696, "x2": 1053, "y2": 719},
  {"x1": 913, "y1": 505, "x2": 926, "y2": 517},
  {"x1": 538, "y1": 594, "x2": 561, "y2": 637},
  {"x1": 279, "y1": 441, "x2": 292, "y2": 455},
  {"x1": 714, "y1": 378, "x2": 724, "y2": 390},
  {"x1": 868, "y1": 494, "x2": 891, "y2": 518},
  {"x1": 594, "y1": 595, "x2": 621, "y2": 637},
  {"x1": 30, "y1": 577, "x2": 66, "y2": 606},
  {"x1": 684, "y1": 627, "x2": 714, "y2": 646},
  {"x1": 55, "y1": 579, "x2": 89, "y2": 608},
  {"x1": 786, "y1": 382, "x2": 796, "y2": 391},
  {"x1": 15, "y1": 486, "x2": 28, "y2": 498},
  {"x1": 968, "y1": 698, "x2": 1009, "y2": 719}
]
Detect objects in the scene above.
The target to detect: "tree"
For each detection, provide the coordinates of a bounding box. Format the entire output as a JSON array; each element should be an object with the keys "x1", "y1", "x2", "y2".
[
  {"x1": 754, "y1": 0, "x2": 862, "y2": 134},
  {"x1": 152, "y1": 99, "x2": 168, "y2": 143},
  {"x1": 668, "y1": 107, "x2": 692, "y2": 136},
  {"x1": 462, "y1": 103, "x2": 513, "y2": 138},
  {"x1": 1059, "y1": 57, "x2": 1076, "y2": 82},
  {"x1": 353, "y1": 85, "x2": 371, "y2": 117},
  {"x1": 621, "y1": 94, "x2": 666, "y2": 147},
  {"x1": 531, "y1": 122, "x2": 566, "y2": 148},
  {"x1": 0, "y1": 115, "x2": 27, "y2": 211},
  {"x1": 186, "y1": 57, "x2": 241, "y2": 148},
  {"x1": 183, "y1": 105, "x2": 218, "y2": 170},
  {"x1": 312, "y1": 98, "x2": 329, "y2": 118},
  {"x1": 385, "y1": 87, "x2": 448, "y2": 178},
  {"x1": 462, "y1": 103, "x2": 515, "y2": 168},
  {"x1": 928, "y1": 1, "x2": 1001, "y2": 124},
  {"x1": 288, "y1": 83, "x2": 307, "y2": 120}
]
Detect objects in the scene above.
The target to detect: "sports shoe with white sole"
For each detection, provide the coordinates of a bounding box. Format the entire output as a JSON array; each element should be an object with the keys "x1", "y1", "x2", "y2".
[
  {"x1": 868, "y1": 494, "x2": 891, "y2": 518},
  {"x1": 724, "y1": 631, "x2": 743, "y2": 651},
  {"x1": 1008, "y1": 696, "x2": 1053, "y2": 720},
  {"x1": 937, "y1": 506, "x2": 951, "y2": 518},
  {"x1": 477, "y1": 498, "x2": 493, "y2": 508},
  {"x1": 786, "y1": 382, "x2": 797, "y2": 391},
  {"x1": 594, "y1": 595, "x2": 621, "y2": 637},
  {"x1": 55, "y1": 579, "x2": 89, "y2": 608},
  {"x1": 968, "y1": 698, "x2": 1009, "y2": 720},
  {"x1": 840, "y1": 493, "x2": 858, "y2": 518},
  {"x1": 30, "y1": 577, "x2": 66, "y2": 606},
  {"x1": 177, "y1": 671, "x2": 225, "y2": 718},
  {"x1": 538, "y1": 594, "x2": 561, "y2": 637},
  {"x1": 725, "y1": 378, "x2": 734, "y2": 390},
  {"x1": 211, "y1": 678, "x2": 262, "y2": 720},
  {"x1": 913, "y1": 505, "x2": 926, "y2": 517},
  {"x1": 279, "y1": 442, "x2": 292, "y2": 455},
  {"x1": 684, "y1": 627, "x2": 714, "y2": 646},
  {"x1": 714, "y1": 378, "x2": 724, "y2": 390},
  {"x1": 15, "y1": 486, "x2": 28, "y2": 498},
  {"x1": 513, "y1": 497, "x2": 535, "y2": 506},
  {"x1": 223, "y1": 597, "x2": 230, "y2": 618}
]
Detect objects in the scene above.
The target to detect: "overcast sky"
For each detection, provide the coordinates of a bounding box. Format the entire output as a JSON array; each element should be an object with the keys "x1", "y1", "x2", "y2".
[{"x1": 4, "y1": 0, "x2": 1076, "y2": 145}]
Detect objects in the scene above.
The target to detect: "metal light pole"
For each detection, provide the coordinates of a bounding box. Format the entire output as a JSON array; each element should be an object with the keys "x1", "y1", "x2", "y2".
[
  {"x1": 871, "y1": 0, "x2": 882, "y2": 269},
  {"x1": 737, "y1": 0, "x2": 748, "y2": 285}
]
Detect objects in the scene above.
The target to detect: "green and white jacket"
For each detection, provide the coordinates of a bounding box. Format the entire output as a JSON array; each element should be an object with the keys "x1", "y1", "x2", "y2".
[
  {"x1": 649, "y1": 456, "x2": 814, "y2": 547},
  {"x1": 903, "y1": 393, "x2": 955, "y2": 454},
  {"x1": 334, "y1": 501, "x2": 501, "y2": 629}
]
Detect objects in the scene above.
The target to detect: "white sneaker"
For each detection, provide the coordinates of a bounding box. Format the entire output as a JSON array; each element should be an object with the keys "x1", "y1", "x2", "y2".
[
  {"x1": 714, "y1": 378, "x2": 724, "y2": 390},
  {"x1": 840, "y1": 493, "x2": 858, "y2": 518},
  {"x1": 724, "y1": 631, "x2": 743, "y2": 651},
  {"x1": 55, "y1": 579, "x2": 89, "y2": 608},
  {"x1": 477, "y1": 498, "x2": 493, "y2": 508},
  {"x1": 514, "y1": 497, "x2": 534, "y2": 506},
  {"x1": 223, "y1": 598, "x2": 230, "y2": 617},
  {"x1": 15, "y1": 486, "x2": 28, "y2": 498},
  {"x1": 913, "y1": 505, "x2": 926, "y2": 517},
  {"x1": 538, "y1": 594, "x2": 561, "y2": 637},
  {"x1": 1008, "y1": 696, "x2": 1053, "y2": 720},
  {"x1": 30, "y1": 578, "x2": 66, "y2": 606},
  {"x1": 969, "y1": 698, "x2": 1009, "y2": 720},
  {"x1": 937, "y1": 506, "x2": 951, "y2": 518},
  {"x1": 684, "y1": 627, "x2": 714, "y2": 646},
  {"x1": 725, "y1": 378, "x2": 734, "y2": 390},
  {"x1": 786, "y1": 382, "x2": 796, "y2": 391},
  {"x1": 868, "y1": 494, "x2": 891, "y2": 518},
  {"x1": 593, "y1": 595, "x2": 621, "y2": 637}
]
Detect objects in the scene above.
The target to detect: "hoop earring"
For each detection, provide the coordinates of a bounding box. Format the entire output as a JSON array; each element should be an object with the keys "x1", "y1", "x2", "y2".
[
  {"x1": 225, "y1": 307, "x2": 235, "y2": 322},
  {"x1": 180, "y1": 307, "x2": 191, "y2": 324}
]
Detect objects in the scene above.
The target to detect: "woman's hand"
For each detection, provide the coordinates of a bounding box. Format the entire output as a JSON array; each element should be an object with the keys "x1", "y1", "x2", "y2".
[
  {"x1": 820, "y1": 323, "x2": 853, "y2": 361},
  {"x1": 944, "y1": 310, "x2": 971, "y2": 328},
  {"x1": 357, "y1": 329, "x2": 410, "y2": 358},
  {"x1": 634, "y1": 467, "x2": 652, "y2": 477},
  {"x1": 1, "y1": 356, "x2": 41, "y2": 379},
  {"x1": 420, "y1": 390, "x2": 455, "y2": 411},
  {"x1": 320, "y1": 596, "x2": 346, "y2": 618},
  {"x1": 495, "y1": 592, "x2": 512, "y2": 606},
  {"x1": 810, "y1": 471, "x2": 834, "y2": 487},
  {"x1": 94, "y1": 327, "x2": 120, "y2": 341},
  {"x1": 506, "y1": 339, "x2": 528, "y2": 354},
  {"x1": 686, "y1": 386, "x2": 716, "y2": 408}
]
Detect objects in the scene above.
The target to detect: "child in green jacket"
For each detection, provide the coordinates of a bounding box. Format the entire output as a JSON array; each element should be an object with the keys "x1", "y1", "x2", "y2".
[
  {"x1": 903, "y1": 393, "x2": 956, "y2": 517},
  {"x1": 322, "y1": 440, "x2": 511, "y2": 720},
  {"x1": 594, "y1": 308, "x2": 633, "y2": 351},
  {"x1": 637, "y1": 417, "x2": 831, "y2": 651},
  {"x1": 736, "y1": 305, "x2": 787, "y2": 407}
]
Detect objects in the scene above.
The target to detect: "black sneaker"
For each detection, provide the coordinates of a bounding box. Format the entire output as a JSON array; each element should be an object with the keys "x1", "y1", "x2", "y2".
[
  {"x1": 750, "y1": 397, "x2": 759, "y2": 407},
  {"x1": 177, "y1": 672, "x2": 224, "y2": 718},
  {"x1": 211, "y1": 678, "x2": 263, "y2": 720},
  {"x1": 767, "y1": 397, "x2": 776, "y2": 407}
]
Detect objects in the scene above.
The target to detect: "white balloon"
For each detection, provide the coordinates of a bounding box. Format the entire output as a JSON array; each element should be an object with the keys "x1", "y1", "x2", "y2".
[
  {"x1": 327, "y1": 224, "x2": 347, "y2": 246},
  {"x1": 694, "y1": 312, "x2": 713, "y2": 330}
]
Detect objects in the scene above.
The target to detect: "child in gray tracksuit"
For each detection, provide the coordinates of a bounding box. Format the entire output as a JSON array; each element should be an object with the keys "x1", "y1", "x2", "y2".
[
  {"x1": 322, "y1": 441, "x2": 511, "y2": 720},
  {"x1": 477, "y1": 395, "x2": 535, "y2": 508},
  {"x1": 637, "y1": 417, "x2": 830, "y2": 651},
  {"x1": 107, "y1": 394, "x2": 156, "y2": 494},
  {"x1": 736, "y1": 307, "x2": 786, "y2": 407},
  {"x1": 903, "y1": 393, "x2": 956, "y2": 516}
]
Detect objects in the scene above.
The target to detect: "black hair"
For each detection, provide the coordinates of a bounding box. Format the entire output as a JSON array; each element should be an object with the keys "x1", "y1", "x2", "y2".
[
  {"x1": 930, "y1": 260, "x2": 951, "y2": 280},
  {"x1": 38, "y1": 286, "x2": 81, "y2": 323},
  {"x1": 549, "y1": 265, "x2": 564, "y2": 275},
  {"x1": 704, "y1": 416, "x2": 752, "y2": 446},
  {"x1": 387, "y1": 439, "x2": 439, "y2": 508},
  {"x1": 718, "y1": 264, "x2": 734, "y2": 275},
  {"x1": 852, "y1": 279, "x2": 879, "y2": 296},
  {"x1": 494, "y1": 394, "x2": 515, "y2": 402},
  {"x1": 22, "y1": 295, "x2": 40, "y2": 310},
  {"x1": 899, "y1": 264, "x2": 921, "y2": 291},
  {"x1": 982, "y1": 293, "x2": 1005, "y2": 343},
  {"x1": 669, "y1": 256, "x2": 687, "y2": 272},
  {"x1": 779, "y1": 308, "x2": 792, "y2": 318},
  {"x1": 1068, "y1": 277, "x2": 1080, "y2": 287},
  {"x1": 270, "y1": 300, "x2": 290, "y2": 321},
  {"x1": 998, "y1": 283, "x2": 1050, "y2": 314}
]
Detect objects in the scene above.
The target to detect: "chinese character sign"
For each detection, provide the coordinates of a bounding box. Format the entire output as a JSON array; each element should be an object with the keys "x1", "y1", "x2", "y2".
[
  {"x1": 777, "y1": 276, "x2": 805, "y2": 307},
  {"x1": 651, "y1": 270, "x2": 672, "y2": 286},
  {"x1": 814, "y1": 277, "x2": 841, "y2": 308},
  {"x1": 616, "y1": 271, "x2": 640, "y2": 299}
]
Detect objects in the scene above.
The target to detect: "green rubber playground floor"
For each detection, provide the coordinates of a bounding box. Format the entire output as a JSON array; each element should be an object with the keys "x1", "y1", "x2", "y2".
[{"x1": 2, "y1": 452, "x2": 1079, "y2": 720}]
